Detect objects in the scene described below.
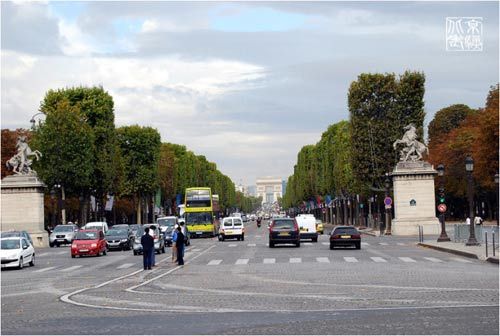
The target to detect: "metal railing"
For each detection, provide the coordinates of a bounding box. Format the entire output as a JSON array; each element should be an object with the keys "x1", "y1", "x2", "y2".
[
  {"x1": 453, "y1": 224, "x2": 499, "y2": 244},
  {"x1": 484, "y1": 231, "x2": 498, "y2": 258}
]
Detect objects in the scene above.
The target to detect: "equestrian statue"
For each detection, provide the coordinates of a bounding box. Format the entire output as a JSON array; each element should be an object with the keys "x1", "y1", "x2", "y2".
[
  {"x1": 5, "y1": 135, "x2": 42, "y2": 175},
  {"x1": 392, "y1": 124, "x2": 428, "y2": 162}
]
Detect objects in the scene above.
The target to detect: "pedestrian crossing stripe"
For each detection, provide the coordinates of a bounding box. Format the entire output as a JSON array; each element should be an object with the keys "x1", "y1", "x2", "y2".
[
  {"x1": 263, "y1": 258, "x2": 275, "y2": 264},
  {"x1": 424, "y1": 257, "x2": 443, "y2": 263},
  {"x1": 344, "y1": 257, "x2": 358, "y2": 262},
  {"x1": 228, "y1": 244, "x2": 237, "y2": 247},
  {"x1": 396, "y1": 243, "x2": 406, "y2": 246},
  {"x1": 33, "y1": 266, "x2": 57, "y2": 273},
  {"x1": 304, "y1": 243, "x2": 313, "y2": 246},
  {"x1": 370, "y1": 257, "x2": 387, "y2": 263},
  {"x1": 247, "y1": 244, "x2": 256, "y2": 247},
  {"x1": 235, "y1": 259, "x2": 249, "y2": 265},
  {"x1": 316, "y1": 257, "x2": 330, "y2": 263},
  {"x1": 117, "y1": 263, "x2": 134, "y2": 269},
  {"x1": 289, "y1": 258, "x2": 301, "y2": 263},
  {"x1": 399, "y1": 257, "x2": 417, "y2": 263},
  {"x1": 321, "y1": 242, "x2": 329, "y2": 246},
  {"x1": 60, "y1": 265, "x2": 83, "y2": 272},
  {"x1": 450, "y1": 257, "x2": 472, "y2": 263},
  {"x1": 361, "y1": 242, "x2": 370, "y2": 246},
  {"x1": 207, "y1": 259, "x2": 222, "y2": 265},
  {"x1": 379, "y1": 242, "x2": 388, "y2": 246}
]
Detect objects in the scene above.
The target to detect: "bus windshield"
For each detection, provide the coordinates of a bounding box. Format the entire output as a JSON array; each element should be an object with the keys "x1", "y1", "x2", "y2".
[{"x1": 186, "y1": 212, "x2": 213, "y2": 225}]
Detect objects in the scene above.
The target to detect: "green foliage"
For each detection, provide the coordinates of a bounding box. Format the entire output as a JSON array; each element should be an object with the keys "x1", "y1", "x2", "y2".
[{"x1": 427, "y1": 104, "x2": 474, "y2": 146}]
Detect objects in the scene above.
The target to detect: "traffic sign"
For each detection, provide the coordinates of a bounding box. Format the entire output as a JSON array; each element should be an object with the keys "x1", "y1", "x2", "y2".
[
  {"x1": 437, "y1": 204, "x2": 447, "y2": 213},
  {"x1": 384, "y1": 197, "x2": 392, "y2": 206}
]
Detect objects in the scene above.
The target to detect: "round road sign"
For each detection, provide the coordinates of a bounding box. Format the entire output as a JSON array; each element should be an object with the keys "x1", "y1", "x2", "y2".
[
  {"x1": 437, "y1": 204, "x2": 447, "y2": 213},
  {"x1": 384, "y1": 197, "x2": 392, "y2": 206}
]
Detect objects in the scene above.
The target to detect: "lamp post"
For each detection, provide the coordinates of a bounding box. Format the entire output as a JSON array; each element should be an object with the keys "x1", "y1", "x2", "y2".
[
  {"x1": 465, "y1": 155, "x2": 479, "y2": 246},
  {"x1": 50, "y1": 188, "x2": 56, "y2": 228},
  {"x1": 29, "y1": 112, "x2": 46, "y2": 130},
  {"x1": 495, "y1": 173, "x2": 499, "y2": 226},
  {"x1": 384, "y1": 175, "x2": 392, "y2": 235},
  {"x1": 437, "y1": 164, "x2": 450, "y2": 242}
]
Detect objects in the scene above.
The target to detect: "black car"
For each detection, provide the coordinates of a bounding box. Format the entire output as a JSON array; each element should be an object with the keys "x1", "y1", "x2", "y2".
[
  {"x1": 105, "y1": 229, "x2": 132, "y2": 251},
  {"x1": 269, "y1": 218, "x2": 300, "y2": 248},
  {"x1": 330, "y1": 226, "x2": 361, "y2": 249}
]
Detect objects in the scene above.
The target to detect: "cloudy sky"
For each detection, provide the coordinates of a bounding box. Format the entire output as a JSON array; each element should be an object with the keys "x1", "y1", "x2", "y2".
[{"x1": 1, "y1": 1, "x2": 498, "y2": 186}]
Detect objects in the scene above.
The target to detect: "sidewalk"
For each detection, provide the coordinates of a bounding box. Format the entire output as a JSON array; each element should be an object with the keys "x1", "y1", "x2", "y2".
[{"x1": 418, "y1": 240, "x2": 499, "y2": 264}]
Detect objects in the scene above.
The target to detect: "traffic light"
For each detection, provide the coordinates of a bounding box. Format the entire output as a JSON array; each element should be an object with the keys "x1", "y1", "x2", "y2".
[{"x1": 438, "y1": 187, "x2": 445, "y2": 203}]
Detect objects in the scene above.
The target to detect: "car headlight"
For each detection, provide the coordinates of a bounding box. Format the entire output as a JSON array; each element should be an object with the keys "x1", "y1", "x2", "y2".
[
  {"x1": 121, "y1": 239, "x2": 128, "y2": 242},
  {"x1": 91, "y1": 243, "x2": 97, "y2": 248}
]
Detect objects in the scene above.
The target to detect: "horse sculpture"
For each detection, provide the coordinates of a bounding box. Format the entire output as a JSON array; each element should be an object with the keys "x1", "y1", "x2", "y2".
[
  {"x1": 393, "y1": 124, "x2": 428, "y2": 162},
  {"x1": 5, "y1": 136, "x2": 42, "y2": 175}
]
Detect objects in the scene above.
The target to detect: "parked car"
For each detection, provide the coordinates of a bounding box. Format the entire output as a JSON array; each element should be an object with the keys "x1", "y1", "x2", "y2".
[
  {"x1": 269, "y1": 218, "x2": 300, "y2": 248},
  {"x1": 83, "y1": 221, "x2": 109, "y2": 234},
  {"x1": 157, "y1": 216, "x2": 177, "y2": 234},
  {"x1": 111, "y1": 224, "x2": 131, "y2": 232},
  {"x1": 129, "y1": 224, "x2": 141, "y2": 238},
  {"x1": 132, "y1": 224, "x2": 165, "y2": 255},
  {"x1": 1, "y1": 231, "x2": 33, "y2": 246},
  {"x1": 71, "y1": 230, "x2": 108, "y2": 258},
  {"x1": 218, "y1": 217, "x2": 245, "y2": 241},
  {"x1": 1, "y1": 237, "x2": 35, "y2": 269},
  {"x1": 105, "y1": 228, "x2": 133, "y2": 251},
  {"x1": 330, "y1": 226, "x2": 361, "y2": 249},
  {"x1": 296, "y1": 214, "x2": 318, "y2": 242},
  {"x1": 316, "y1": 219, "x2": 324, "y2": 235},
  {"x1": 49, "y1": 224, "x2": 79, "y2": 247}
]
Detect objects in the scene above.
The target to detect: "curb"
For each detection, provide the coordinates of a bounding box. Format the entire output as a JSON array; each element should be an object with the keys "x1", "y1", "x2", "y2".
[
  {"x1": 486, "y1": 257, "x2": 499, "y2": 264},
  {"x1": 360, "y1": 230, "x2": 379, "y2": 237},
  {"x1": 417, "y1": 243, "x2": 500, "y2": 264}
]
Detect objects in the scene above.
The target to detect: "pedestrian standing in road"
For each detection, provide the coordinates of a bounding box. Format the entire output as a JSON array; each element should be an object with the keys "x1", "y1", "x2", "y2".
[
  {"x1": 171, "y1": 225, "x2": 178, "y2": 262},
  {"x1": 141, "y1": 227, "x2": 154, "y2": 270},
  {"x1": 176, "y1": 226, "x2": 185, "y2": 266},
  {"x1": 180, "y1": 222, "x2": 188, "y2": 245},
  {"x1": 474, "y1": 216, "x2": 483, "y2": 226},
  {"x1": 466, "y1": 217, "x2": 471, "y2": 225},
  {"x1": 149, "y1": 225, "x2": 157, "y2": 267}
]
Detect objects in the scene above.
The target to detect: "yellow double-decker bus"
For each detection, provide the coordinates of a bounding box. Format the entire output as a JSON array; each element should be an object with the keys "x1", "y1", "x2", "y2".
[{"x1": 184, "y1": 187, "x2": 218, "y2": 237}]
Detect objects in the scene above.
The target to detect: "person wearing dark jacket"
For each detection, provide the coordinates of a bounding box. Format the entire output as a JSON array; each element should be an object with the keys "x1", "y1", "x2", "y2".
[
  {"x1": 141, "y1": 227, "x2": 154, "y2": 270},
  {"x1": 175, "y1": 226, "x2": 185, "y2": 266}
]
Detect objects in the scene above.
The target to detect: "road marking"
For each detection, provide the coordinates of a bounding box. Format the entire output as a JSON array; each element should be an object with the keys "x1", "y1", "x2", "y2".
[
  {"x1": 322, "y1": 242, "x2": 329, "y2": 246},
  {"x1": 207, "y1": 259, "x2": 222, "y2": 266},
  {"x1": 192, "y1": 249, "x2": 201, "y2": 252},
  {"x1": 255, "y1": 235, "x2": 261, "y2": 238},
  {"x1": 235, "y1": 259, "x2": 249, "y2": 265},
  {"x1": 344, "y1": 257, "x2": 358, "y2": 263},
  {"x1": 304, "y1": 242, "x2": 313, "y2": 246},
  {"x1": 33, "y1": 266, "x2": 57, "y2": 273},
  {"x1": 37, "y1": 252, "x2": 50, "y2": 257},
  {"x1": 60, "y1": 265, "x2": 83, "y2": 272},
  {"x1": 247, "y1": 243, "x2": 256, "y2": 247},
  {"x1": 228, "y1": 244, "x2": 237, "y2": 247},
  {"x1": 450, "y1": 257, "x2": 473, "y2": 263},
  {"x1": 263, "y1": 258, "x2": 275, "y2": 264},
  {"x1": 117, "y1": 263, "x2": 134, "y2": 269},
  {"x1": 316, "y1": 257, "x2": 330, "y2": 263},
  {"x1": 289, "y1": 258, "x2": 301, "y2": 263},
  {"x1": 370, "y1": 257, "x2": 387, "y2": 263},
  {"x1": 397, "y1": 243, "x2": 406, "y2": 246},
  {"x1": 379, "y1": 242, "x2": 388, "y2": 246},
  {"x1": 424, "y1": 257, "x2": 443, "y2": 263},
  {"x1": 361, "y1": 242, "x2": 370, "y2": 246},
  {"x1": 399, "y1": 257, "x2": 417, "y2": 263}
]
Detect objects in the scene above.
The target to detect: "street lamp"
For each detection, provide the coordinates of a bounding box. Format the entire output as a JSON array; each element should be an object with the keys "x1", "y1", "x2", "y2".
[
  {"x1": 465, "y1": 155, "x2": 479, "y2": 246},
  {"x1": 50, "y1": 188, "x2": 56, "y2": 228},
  {"x1": 30, "y1": 112, "x2": 46, "y2": 129},
  {"x1": 384, "y1": 174, "x2": 392, "y2": 235},
  {"x1": 495, "y1": 173, "x2": 499, "y2": 226},
  {"x1": 437, "y1": 164, "x2": 450, "y2": 242}
]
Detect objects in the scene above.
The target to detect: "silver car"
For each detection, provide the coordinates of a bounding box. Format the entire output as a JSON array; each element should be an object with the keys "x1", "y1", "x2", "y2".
[{"x1": 49, "y1": 224, "x2": 79, "y2": 247}]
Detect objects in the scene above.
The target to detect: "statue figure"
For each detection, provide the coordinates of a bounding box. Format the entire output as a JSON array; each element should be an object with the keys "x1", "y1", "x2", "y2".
[
  {"x1": 393, "y1": 124, "x2": 428, "y2": 162},
  {"x1": 5, "y1": 135, "x2": 42, "y2": 175}
]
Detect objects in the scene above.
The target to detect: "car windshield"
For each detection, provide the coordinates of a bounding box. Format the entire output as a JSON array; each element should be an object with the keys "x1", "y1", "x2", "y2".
[
  {"x1": 1, "y1": 239, "x2": 20, "y2": 249},
  {"x1": 54, "y1": 225, "x2": 74, "y2": 232},
  {"x1": 0, "y1": 232, "x2": 20, "y2": 239},
  {"x1": 113, "y1": 225, "x2": 129, "y2": 230},
  {"x1": 130, "y1": 225, "x2": 140, "y2": 230},
  {"x1": 158, "y1": 218, "x2": 176, "y2": 227},
  {"x1": 186, "y1": 212, "x2": 212, "y2": 225},
  {"x1": 273, "y1": 220, "x2": 295, "y2": 229},
  {"x1": 223, "y1": 219, "x2": 232, "y2": 227},
  {"x1": 75, "y1": 231, "x2": 98, "y2": 240},
  {"x1": 333, "y1": 227, "x2": 359, "y2": 235},
  {"x1": 106, "y1": 229, "x2": 127, "y2": 236}
]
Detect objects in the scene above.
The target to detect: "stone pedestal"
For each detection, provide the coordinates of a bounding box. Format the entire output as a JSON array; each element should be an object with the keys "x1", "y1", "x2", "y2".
[
  {"x1": 1, "y1": 174, "x2": 48, "y2": 247},
  {"x1": 390, "y1": 161, "x2": 440, "y2": 236}
]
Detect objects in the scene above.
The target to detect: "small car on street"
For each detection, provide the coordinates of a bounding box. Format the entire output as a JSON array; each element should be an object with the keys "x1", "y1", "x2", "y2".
[
  {"x1": 218, "y1": 217, "x2": 245, "y2": 241},
  {"x1": 71, "y1": 230, "x2": 108, "y2": 258},
  {"x1": 330, "y1": 226, "x2": 361, "y2": 249},
  {"x1": 1, "y1": 237, "x2": 35, "y2": 269},
  {"x1": 296, "y1": 214, "x2": 318, "y2": 242},
  {"x1": 83, "y1": 221, "x2": 109, "y2": 234},
  {"x1": 1, "y1": 230, "x2": 34, "y2": 246},
  {"x1": 105, "y1": 228, "x2": 133, "y2": 251},
  {"x1": 132, "y1": 224, "x2": 165, "y2": 255},
  {"x1": 269, "y1": 218, "x2": 300, "y2": 248},
  {"x1": 49, "y1": 224, "x2": 79, "y2": 247},
  {"x1": 316, "y1": 219, "x2": 324, "y2": 235},
  {"x1": 157, "y1": 216, "x2": 177, "y2": 234},
  {"x1": 129, "y1": 224, "x2": 141, "y2": 238}
]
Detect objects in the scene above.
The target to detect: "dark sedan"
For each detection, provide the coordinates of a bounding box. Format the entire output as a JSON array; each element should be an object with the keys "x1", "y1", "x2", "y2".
[
  {"x1": 330, "y1": 226, "x2": 361, "y2": 249},
  {"x1": 269, "y1": 218, "x2": 300, "y2": 248},
  {"x1": 105, "y1": 229, "x2": 132, "y2": 251}
]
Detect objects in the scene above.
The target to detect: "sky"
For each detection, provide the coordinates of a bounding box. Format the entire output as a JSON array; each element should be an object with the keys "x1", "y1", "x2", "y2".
[{"x1": 1, "y1": 1, "x2": 498, "y2": 186}]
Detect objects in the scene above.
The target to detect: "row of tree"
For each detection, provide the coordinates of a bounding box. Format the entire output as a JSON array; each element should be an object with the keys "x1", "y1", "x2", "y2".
[
  {"x1": 283, "y1": 71, "x2": 498, "y2": 221},
  {"x1": 2, "y1": 86, "x2": 261, "y2": 226}
]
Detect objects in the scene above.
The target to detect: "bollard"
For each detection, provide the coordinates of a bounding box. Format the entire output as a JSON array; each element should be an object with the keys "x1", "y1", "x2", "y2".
[
  {"x1": 485, "y1": 232, "x2": 488, "y2": 257},
  {"x1": 493, "y1": 232, "x2": 496, "y2": 257}
]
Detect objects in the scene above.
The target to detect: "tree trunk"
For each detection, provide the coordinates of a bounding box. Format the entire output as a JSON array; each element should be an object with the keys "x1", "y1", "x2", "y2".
[{"x1": 136, "y1": 195, "x2": 142, "y2": 224}]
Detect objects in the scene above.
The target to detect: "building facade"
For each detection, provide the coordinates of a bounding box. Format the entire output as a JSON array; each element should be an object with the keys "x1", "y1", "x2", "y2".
[{"x1": 256, "y1": 177, "x2": 283, "y2": 205}]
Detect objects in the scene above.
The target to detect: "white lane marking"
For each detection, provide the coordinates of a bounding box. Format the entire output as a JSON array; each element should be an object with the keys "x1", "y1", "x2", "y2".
[
  {"x1": 322, "y1": 242, "x2": 329, "y2": 246},
  {"x1": 289, "y1": 258, "x2": 302, "y2": 263},
  {"x1": 228, "y1": 244, "x2": 237, "y2": 247},
  {"x1": 361, "y1": 242, "x2": 370, "y2": 246},
  {"x1": 235, "y1": 259, "x2": 249, "y2": 265},
  {"x1": 304, "y1": 242, "x2": 313, "y2": 246},
  {"x1": 255, "y1": 235, "x2": 261, "y2": 238},
  {"x1": 399, "y1": 257, "x2": 417, "y2": 263},
  {"x1": 60, "y1": 265, "x2": 83, "y2": 272},
  {"x1": 37, "y1": 252, "x2": 50, "y2": 257},
  {"x1": 117, "y1": 263, "x2": 134, "y2": 269},
  {"x1": 265, "y1": 243, "x2": 269, "y2": 246},
  {"x1": 263, "y1": 258, "x2": 275, "y2": 264},
  {"x1": 192, "y1": 249, "x2": 201, "y2": 252},
  {"x1": 450, "y1": 257, "x2": 473, "y2": 263},
  {"x1": 379, "y1": 242, "x2": 388, "y2": 246},
  {"x1": 371, "y1": 257, "x2": 387, "y2": 263},
  {"x1": 247, "y1": 243, "x2": 256, "y2": 247},
  {"x1": 344, "y1": 257, "x2": 358, "y2": 263},
  {"x1": 207, "y1": 259, "x2": 222, "y2": 266},
  {"x1": 316, "y1": 257, "x2": 330, "y2": 263},
  {"x1": 424, "y1": 257, "x2": 443, "y2": 263},
  {"x1": 33, "y1": 266, "x2": 57, "y2": 273},
  {"x1": 397, "y1": 243, "x2": 406, "y2": 246}
]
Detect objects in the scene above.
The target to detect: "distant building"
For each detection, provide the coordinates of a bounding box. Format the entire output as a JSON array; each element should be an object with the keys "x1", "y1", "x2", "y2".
[
  {"x1": 256, "y1": 177, "x2": 282, "y2": 205},
  {"x1": 282, "y1": 180, "x2": 287, "y2": 195},
  {"x1": 246, "y1": 185, "x2": 257, "y2": 197}
]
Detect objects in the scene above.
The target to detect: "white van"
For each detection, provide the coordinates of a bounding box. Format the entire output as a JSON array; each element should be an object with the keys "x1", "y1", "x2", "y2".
[
  {"x1": 295, "y1": 215, "x2": 318, "y2": 242},
  {"x1": 218, "y1": 217, "x2": 245, "y2": 241},
  {"x1": 83, "y1": 221, "x2": 109, "y2": 233}
]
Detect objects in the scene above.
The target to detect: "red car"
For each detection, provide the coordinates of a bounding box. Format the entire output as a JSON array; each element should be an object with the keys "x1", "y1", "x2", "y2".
[{"x1": 71, "y1": 230, "x2": 108, "y2": 258}]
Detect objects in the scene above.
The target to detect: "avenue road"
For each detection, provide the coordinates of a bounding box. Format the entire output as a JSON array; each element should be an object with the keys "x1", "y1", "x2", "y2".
[{"x1": 1, "y1": 221, "x2": 498, "y2": 335}]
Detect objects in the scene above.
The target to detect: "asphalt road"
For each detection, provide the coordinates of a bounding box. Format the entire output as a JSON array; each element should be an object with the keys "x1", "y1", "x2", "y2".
[{"x1": 2, "y1": 221, "x2": 498, "y2": 335}]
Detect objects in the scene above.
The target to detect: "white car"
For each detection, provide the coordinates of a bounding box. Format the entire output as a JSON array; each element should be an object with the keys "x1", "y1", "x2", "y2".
[
  {"x1": 218, "y1": 217, "x2": 245, "y2": 241},
  {"x1": 1, "y1": 237, "x2": 35, "y2": 269},
  {"x1": 295, "y1": 214, "x2": 318, "y2": 242},
  {"x1": 83, "y1": 221, "x2": 109, "y2": 233}
]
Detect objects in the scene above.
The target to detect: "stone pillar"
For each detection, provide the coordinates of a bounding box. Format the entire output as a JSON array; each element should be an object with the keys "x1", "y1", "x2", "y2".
[
  {"x1": 390, "y1": 161, "x2": 440, "y2": 236},
  {"x1": 1, "y1": 174, "x2": 48, "y2": 247}
]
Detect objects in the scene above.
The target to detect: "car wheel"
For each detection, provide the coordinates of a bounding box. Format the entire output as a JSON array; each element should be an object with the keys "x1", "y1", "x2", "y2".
[
  {"x1": 49, "y1": 242, "x2": 54, "y2": 248},
  {"x1": 72, "y1": 254, "x2": 76, "y2": 258},
  {"x1": 29, "y1": 254, "x2": 35, "y2": 267},
  {"x1": 162, "y1": 246, "x2": 166, "y2": 254},
  {"x1": 330, "y1": 243, "x2": 335, "y2": 250},
  {"x1": 133, "y1": 251, "x2": 137, "y2": 256},
  {"x1": 18, "y1": 257, "x2": 23, "y2": 269},
  {"x1": 355, "y1": 242, "x2": 361, "y2": 250},
  {"x1": 103, "y1": 248, "x2": 107, "y2": 256},
  {"x1": 221, "y1": 235, "x2": 225, "y2": 242},
  {"x1": 312, "y1": 237, "x2": 318, "y2": 243},
  {"x1": 296, "y1": 242, "x2": 301, "y2": 248},
  {"x1": 269, "y1": 241, "x2": 274, "y2": 248},
  {"x1": 237, "y1": 237, "x2": 240, "y2": 241},
  {"x1": 56, "y1": 243, "x2": 60, "y2": 248},
  {"x1": 241, "y1": 234, "x2": 245, "y2": 241}
]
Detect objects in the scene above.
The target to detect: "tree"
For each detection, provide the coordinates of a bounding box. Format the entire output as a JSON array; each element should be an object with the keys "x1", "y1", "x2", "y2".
[{"x1": 428, "y1": 104, "x2": 474, "y2": 147}]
